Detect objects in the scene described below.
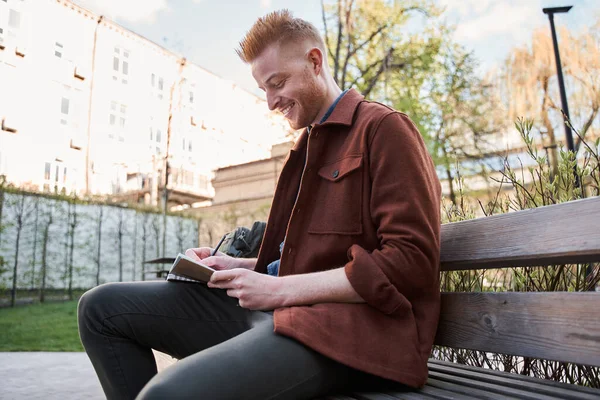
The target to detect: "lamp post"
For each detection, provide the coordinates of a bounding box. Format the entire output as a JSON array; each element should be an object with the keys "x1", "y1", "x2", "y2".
[
  {"x1": 542, "y1": 6, "x2": 574, "y2": 152},
  {"x1": 543, "y1": 6, "x2": 581, "y2": 191}
]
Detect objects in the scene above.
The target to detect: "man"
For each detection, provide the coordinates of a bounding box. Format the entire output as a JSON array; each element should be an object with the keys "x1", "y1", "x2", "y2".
[{"x1": 78, "y1": 9, "x2": 441, "y2": 400}]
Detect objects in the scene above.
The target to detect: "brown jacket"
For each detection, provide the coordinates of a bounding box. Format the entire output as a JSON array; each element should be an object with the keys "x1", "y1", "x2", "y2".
[{"x1": 255, "y1": 89, "x2": 441, "y2": 388}]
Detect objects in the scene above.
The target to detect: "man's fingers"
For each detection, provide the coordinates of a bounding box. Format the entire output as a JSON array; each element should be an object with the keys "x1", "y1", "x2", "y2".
[
  {"x1": 210, "y1": 269, "x2": 241, "y2": 282},
  {"x1": 185, "y1": 249, "x2": 202, "y2": 261}
]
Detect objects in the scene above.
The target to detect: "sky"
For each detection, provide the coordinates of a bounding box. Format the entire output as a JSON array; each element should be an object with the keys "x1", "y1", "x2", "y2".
[{"x1": 73, "y1": 0, "x2": 599, "y2": 96}]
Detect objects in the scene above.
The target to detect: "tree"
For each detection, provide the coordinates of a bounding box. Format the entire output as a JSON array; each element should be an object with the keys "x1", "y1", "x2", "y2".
[
  {"x1": 94, "y1": 205, "x2": 104, "y2": 286},
  {"x1": 320, "y1": 0, "x2": 506, "y2": 196},
  {"x1": 499, "y1": 19, "x2": 600, "y2": 171},
  {"x1": 0, "y1": 177, "x2": 7, "y2": 278},
  {"x1": 132, "y1": 210, "x2": 138, "y2": 281},
  {"x1": 151, "y1": 214, "x2": 161, "y2": 258},
  {"x1": 113, "y1": 207, "x2": 127, "y2": 282},
  {"x1": 66, "y1": 200, "x2": 79, "y2": 300},
  {"x1": 174, "y1": 216, "x2": 192, "y2": 254},
  {"x1": 39, "y1": 205, "x2": 53, "y2": 303},
  {"x1": 140, "y1": 212, "x2": 150, "y2": 281},
  {"x1": 321, "y1": 0, "x2": 442, "y2": 100},
  {"x1": 0, "y1": 176, "x2": 5, "y2": 246},
  {"x1": 425, "y1": 44, "x2": 506, "y2": 205},
  {"x1": 8, "y1": 192, "x2": 35, "y2": 307},
  {"x1": 561, "y1": 20, "x2": 600, "y2": 153}
]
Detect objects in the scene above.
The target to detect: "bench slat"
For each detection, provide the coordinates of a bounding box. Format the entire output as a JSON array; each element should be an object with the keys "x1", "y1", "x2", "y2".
[
  {"x1": 435, "y1": 292, "x2": 600, "y2": 367},
  {"x1": 424, "y1": 377, "x2": 508, "y2": 399},
  {"x1": 428, "y1": 360, "x2": 600, "y2": 399},
  {"x1": 428, "y1": 369, "x2": 559, "y2": 399},
  {"x1": 415, "y1": 383, "x2": 484, "y2": 399},
  {"x1": 349, "y1": 393, "x2": 402, "y2": 400},
  {"x1": 319, "y1": 360, "x2": 600, "y2": 400},
  {"x1": 440, "y1": 197, "x2": 600, "y2": 271},
  {"x1": 430, "y1": 372, "x2": 576, "y2": 400},
  {"x1": 428, "y1": 359, "x2": 600, "y2": 396}
]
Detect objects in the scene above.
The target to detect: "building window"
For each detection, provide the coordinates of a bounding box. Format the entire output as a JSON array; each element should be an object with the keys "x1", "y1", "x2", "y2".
[
  {"x1": 8, "y1": 10, "x2": 20, "y2": 30},
  {"x1": 109, "y1": 101, "x2": 127, "y2": 141},
  {"x1": 158, "y1": 77, "x2": 164, "y2": 99},
  {"x1": 112, "y1": 47, "x2": 129, "y2": 84},
  {"x1": 119, "y1": 104, "x2": 126, "y2": 128},
  {"x1": 44, "y1": 162, "x2": 51, "y2": 180},
  {"x1": 150, "y1": 127, "x2": 162, "y2": 154},
  {"x1": 189, "y1": 91, "x2": 194, "y2": 104},
  {"x1": 54, "y1": 42, "x2": 63, "y2": 58},
  {"x1": 188, "y1": 139, "x2": 192, "y2": 152},
  {"x1": 60, "y1": 97, "x2": 70, "y2": 125},
  {"x1": 0, "y1": 27, "x2": 4, "y2": 47},
  {"x1": 151, "y1": 73, "x2": 155, "y2": 87}
]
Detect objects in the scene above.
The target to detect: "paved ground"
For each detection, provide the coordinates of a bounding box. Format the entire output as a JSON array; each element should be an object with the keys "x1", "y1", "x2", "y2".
[
  {"x1": 0, "y1": 352, "x2": 104, "y2": 400},
  {"x1": 0, "y1": 352, "x2": 175, "y2": 400}
]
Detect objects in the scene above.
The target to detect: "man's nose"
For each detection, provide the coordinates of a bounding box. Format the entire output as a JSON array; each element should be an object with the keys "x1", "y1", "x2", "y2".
[{"x1": 267, "y1": 94, "x2": 279, "y2": 111}]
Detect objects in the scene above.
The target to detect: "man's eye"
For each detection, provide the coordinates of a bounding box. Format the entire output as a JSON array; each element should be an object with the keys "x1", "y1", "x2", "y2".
[{"x1": 275, "y1": 80, "x2": 285, "y2": 88}]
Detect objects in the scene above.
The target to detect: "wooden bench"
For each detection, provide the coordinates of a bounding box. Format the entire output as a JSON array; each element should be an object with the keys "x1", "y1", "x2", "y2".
[
  {"x1": 321, "y1": 196, "x2": 600, "y2": 399},
  {"x1": 155, "y1": 197, "x2": 600, "y2": 398},
  {"x1": 144, "y1": 257, "x2": 176, "y2": 280}
]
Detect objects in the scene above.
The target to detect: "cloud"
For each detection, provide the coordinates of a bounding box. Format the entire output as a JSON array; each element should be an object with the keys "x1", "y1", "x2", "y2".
[
  {"x1": 436, "y1": 0, "x2": 550, "y2": 47},
  {"x1": 439, "y1": 0, "x2": 496, "y2": 17},
  {"x1": 454, "y1": 2, "x2": 540, "y2": 43},
  {"x1": 260, "y1": 0, "x2": 272, "y2": 9},
  {"x1": 73, "y1": 0, "x2": 169, "y2": 24}
]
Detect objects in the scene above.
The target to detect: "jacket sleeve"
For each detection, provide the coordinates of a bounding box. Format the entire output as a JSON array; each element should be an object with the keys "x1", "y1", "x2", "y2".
[{"x1": 344, "y1": 112, "x2": 441, "y2": 315}]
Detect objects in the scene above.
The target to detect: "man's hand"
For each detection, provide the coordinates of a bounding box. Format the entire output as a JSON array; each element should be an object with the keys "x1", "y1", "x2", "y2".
[
  {"x1": 208, "y1": 269, "x2": 284, "y2": 310},
  {"x1": 185, "y1": 247, "x2": 256, "y2": 271}
]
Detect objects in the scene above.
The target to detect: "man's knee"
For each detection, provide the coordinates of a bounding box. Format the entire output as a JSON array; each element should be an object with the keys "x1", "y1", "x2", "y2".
[
  {"x1": 135, "y1": 377, "x2": 173, "y2": 400},
  {"x1": 78, "y1": 283, "x2": 120, "y2": 337}
]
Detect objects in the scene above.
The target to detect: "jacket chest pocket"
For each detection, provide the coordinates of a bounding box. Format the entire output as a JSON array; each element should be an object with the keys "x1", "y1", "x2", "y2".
[{"x1": 308, "y1": 155, "x2": 363, "y2": 235}]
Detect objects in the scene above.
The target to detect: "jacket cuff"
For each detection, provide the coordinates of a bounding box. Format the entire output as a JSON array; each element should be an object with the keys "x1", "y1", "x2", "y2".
[{"x1": 344, "y1": 244, "x2": 407, "y2": 315}]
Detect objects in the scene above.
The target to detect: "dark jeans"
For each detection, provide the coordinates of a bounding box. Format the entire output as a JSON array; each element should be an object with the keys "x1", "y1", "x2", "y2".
[{"x1": 77, "y1": 280, "x2": 360, "y2": 399}]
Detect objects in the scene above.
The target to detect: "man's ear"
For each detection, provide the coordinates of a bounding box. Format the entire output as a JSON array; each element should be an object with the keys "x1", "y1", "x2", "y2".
[{"x1": 307, "y1": 48, "x2": 323, "y2": 76}]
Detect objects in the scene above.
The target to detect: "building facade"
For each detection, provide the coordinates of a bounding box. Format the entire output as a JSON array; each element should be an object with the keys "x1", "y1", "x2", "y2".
[{"x1": 0, "y1": 0, "x2": 291, "y2": 207}]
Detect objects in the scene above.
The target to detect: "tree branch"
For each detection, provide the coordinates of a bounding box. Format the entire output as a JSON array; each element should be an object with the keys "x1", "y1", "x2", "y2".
[
  {"x1": 340, "y1": 0, "x2": 355, "y2": 90},
  {"x1": 575, "y1": 107, "x2": 599, "y2": 153},
  {"x1": 321, "y1": 0, "x2": 332, "y2": 62},
  {"x1": 333, "y1": 0, "x2": 343, "y2": 84}
]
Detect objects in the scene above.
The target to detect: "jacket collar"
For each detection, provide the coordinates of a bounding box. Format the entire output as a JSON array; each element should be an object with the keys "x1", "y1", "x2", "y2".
[
  {"x1": 292, "y1": 128, "x2": 308, "y2": 152},
  {"x1": 291, "y1": 88, "x2": 364, "y2": 151},
  {"x1": 318, "y1": 88, "x2": 364, "y2": 127}
]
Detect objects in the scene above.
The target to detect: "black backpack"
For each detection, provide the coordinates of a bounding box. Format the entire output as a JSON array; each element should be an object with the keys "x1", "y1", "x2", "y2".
[{"x1": 220, "y1": 221, "x2": 266, "y2": 259}]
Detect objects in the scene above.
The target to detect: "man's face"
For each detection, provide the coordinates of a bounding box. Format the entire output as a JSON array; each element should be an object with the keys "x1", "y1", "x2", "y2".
[{"x1": 251, "y1": 43, "x2": 325, "y2": 130}]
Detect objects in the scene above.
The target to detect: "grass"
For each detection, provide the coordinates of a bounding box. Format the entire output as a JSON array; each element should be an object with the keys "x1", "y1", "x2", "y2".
[{"x1": 0, "y1": 300, "x2": 83, "y2": 351}]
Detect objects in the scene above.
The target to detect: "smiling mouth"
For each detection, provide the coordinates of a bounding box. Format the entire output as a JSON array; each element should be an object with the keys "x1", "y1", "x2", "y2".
[{"x1": 280, "y1": 102, "x2": 295, "y2": 117}]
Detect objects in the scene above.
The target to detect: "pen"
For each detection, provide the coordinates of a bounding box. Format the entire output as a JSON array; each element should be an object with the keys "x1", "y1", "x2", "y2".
[{"x1": 211, "y1": 233, "x2": 228, "y2": 257}]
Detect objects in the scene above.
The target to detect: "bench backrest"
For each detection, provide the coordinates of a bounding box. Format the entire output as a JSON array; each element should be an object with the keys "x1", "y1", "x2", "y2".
[{"x1": 435, "y1": 196, "x2": 600, "y2": 368}]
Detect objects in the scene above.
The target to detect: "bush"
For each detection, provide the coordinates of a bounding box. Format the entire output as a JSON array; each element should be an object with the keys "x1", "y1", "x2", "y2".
[{"x1": 434, "y1": 118, "x2": 600, "y2": 387}]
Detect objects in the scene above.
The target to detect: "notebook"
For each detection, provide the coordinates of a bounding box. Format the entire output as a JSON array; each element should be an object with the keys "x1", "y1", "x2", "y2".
[{"x1": 166, "y1": 253, "x2": 216, "y2": 284}]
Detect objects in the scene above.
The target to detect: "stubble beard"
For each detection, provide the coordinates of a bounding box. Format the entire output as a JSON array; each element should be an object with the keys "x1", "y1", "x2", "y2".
[{"x1": 289, "y1": 69, "x2": 325, "y2": 130}]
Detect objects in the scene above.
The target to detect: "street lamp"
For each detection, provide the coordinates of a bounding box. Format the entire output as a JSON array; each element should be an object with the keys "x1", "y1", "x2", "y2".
[{"x1": 542, "y1": 6, "x2": 574, "y2": 153}]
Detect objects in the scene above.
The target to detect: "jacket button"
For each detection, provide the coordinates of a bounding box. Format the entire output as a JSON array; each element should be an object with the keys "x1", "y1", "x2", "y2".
[{"x1": 332, "y1": 170, "x2": 339, "y2": 178}]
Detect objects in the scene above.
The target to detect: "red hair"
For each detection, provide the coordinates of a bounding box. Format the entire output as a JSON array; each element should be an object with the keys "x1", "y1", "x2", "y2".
[{"x1": 236, "y1": 9, "x2": 325, "y2": 63}]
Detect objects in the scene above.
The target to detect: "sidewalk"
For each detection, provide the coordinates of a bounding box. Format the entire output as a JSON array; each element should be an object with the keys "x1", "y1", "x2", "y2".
[
  {"x1": 0, "y1": 352, "x2": 104, "y2": 400},
  {"x1": 0, "y1": 351, "x2": 175, "y2": 400}
]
